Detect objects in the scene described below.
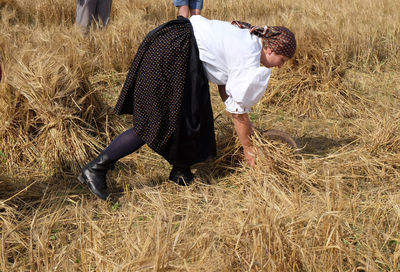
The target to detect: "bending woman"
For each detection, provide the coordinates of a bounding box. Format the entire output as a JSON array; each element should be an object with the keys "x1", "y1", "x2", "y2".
[{"x1": 78, "y1": 15, "x2": 296, "y2": 200}]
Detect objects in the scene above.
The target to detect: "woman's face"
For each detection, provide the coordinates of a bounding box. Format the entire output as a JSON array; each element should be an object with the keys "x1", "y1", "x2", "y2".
[{"x1": 260, "y1": 47, "x2": 289, "y2": 68}]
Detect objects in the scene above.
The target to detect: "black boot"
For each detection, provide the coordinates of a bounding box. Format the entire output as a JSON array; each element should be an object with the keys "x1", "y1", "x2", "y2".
[
  {"x1": 77, "y1": 153, "x2": 115, "y2": 200},
  {"x1": 169, "y1": 165, "x2": 194, "y2": 186}
]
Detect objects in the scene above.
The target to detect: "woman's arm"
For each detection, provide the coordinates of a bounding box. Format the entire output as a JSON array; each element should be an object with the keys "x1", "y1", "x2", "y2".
[
  {"x1": 231, "y1": 114, "x2": 252, "y2": 148},
  {"x1": 218, "y1": 85, "x2": 256, "y2": 167},
  {"x1": 232, "y1": 113, "x2": 256, "y2": 167}
]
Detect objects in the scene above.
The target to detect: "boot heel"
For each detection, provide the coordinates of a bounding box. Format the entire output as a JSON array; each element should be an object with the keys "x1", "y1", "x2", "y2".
[
  {"x1": 78, "y1": 153, "x2": 114, "y2": 200},
  {"x1": 77, "y1": 173, "x2": 87, "y2": 184},
  {"x1": 169, "y1": 166, "x2": 194, "y2": 186}
]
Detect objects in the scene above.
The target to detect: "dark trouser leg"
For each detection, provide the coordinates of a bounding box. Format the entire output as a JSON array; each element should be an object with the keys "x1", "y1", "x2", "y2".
[
  {"x1": 78, "y1": 128, "x2": 144, "y2": 200},
  {"x1": 76, "y1": 0, "x2": 97, "y2": 29},
  {"x1": 95, "y1": 0, "x2": 112, "y2": 27}
]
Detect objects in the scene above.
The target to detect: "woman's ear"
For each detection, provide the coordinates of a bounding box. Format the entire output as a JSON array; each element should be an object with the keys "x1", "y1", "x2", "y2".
[{"x1": 261, "y1": 46, "x2": 273, "y2": 58}]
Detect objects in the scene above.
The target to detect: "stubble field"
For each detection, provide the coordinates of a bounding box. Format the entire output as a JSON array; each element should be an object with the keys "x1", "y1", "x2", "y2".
[{"x1": 1, "y1": 0, "x2": 400, "y2": 271}]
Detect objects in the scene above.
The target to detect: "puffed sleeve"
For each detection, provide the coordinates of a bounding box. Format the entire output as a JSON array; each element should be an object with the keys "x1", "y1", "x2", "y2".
[{"x1": 224, "y1": 67, "x2": 272, "y2": 114}]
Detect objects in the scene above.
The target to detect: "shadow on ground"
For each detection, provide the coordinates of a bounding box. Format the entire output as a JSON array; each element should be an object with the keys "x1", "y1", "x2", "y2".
[
  {"x1": 295, "y1": 135, "x2": 357, "y2": 156},
  {"x1": 0, "y1": 134, "x2": 357, "y2": 206}
]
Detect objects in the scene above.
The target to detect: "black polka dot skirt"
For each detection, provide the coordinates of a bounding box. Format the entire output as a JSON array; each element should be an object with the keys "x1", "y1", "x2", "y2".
[{"x1": 114, "y1": 17, "x2": 216, "y2": 165}]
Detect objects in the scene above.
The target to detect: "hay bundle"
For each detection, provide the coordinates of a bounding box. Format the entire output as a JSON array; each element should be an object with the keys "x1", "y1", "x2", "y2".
[
  {"x1": 359, "y1": 111, "x2": 400, "y2": 154},
  {"x1": 0, "y1": 27, "x2": 124, "y2": 175},
  {"x1": 260, "y1": 27, "x2": 362, "y2": 118},
  {"x1": 0, "y1": 0, "x2": 75, "y2": 27}
]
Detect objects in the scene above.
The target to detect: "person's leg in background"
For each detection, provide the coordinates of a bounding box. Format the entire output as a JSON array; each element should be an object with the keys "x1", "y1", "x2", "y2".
[
  {"x1": 173, "y1": 0, "x2": 190, "y2": 18},
  {"x1": 76, "y1": 0, "x2": 97, "y2": 29},
  {"x1": 188, "y1": 0, "x2": 203, "y2": 16},
  {"x1": 95, "y1": 0, "x2": 112, "y2": 27}
]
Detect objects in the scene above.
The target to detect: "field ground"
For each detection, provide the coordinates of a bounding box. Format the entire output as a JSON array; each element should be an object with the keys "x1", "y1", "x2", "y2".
[{"x1": 1, "y1": 0, "x2": 400, "y2": 271}]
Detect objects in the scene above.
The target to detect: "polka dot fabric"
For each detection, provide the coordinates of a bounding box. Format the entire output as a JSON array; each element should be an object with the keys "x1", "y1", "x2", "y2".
[
  {"x1": 114, "y1": 20, "x2": 191, "y2": 155},
  {"x1": 231, "y1": 20, "x2": 296, "y2": 59}
]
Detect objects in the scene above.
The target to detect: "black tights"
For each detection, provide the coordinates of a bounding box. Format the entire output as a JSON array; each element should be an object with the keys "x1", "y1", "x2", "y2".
[
  {"x1": 102, "y1": 128, "x2": 191, "y2": 173},
  {"x1": 102, "y1": 128, "x2": 145, "y2": 161}
]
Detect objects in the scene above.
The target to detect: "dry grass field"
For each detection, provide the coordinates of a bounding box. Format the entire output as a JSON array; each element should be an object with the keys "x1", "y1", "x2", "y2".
[{"x1": 1, "y1": 0, "x2": 400, "y2": 271}]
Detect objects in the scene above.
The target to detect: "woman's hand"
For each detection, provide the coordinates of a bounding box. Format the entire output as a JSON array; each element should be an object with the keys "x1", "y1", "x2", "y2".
[
  {"x1": 232, "y1": 113, "x2": 256, "y2": 167},
  {"x1": 243, "y1": 146, "x2": 256, "y2": 167}
]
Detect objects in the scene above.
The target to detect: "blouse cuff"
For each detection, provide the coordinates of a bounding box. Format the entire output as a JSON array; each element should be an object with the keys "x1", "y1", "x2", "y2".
[{"x1": 224, "y1": 97, "x2": 250, "y2": 114}]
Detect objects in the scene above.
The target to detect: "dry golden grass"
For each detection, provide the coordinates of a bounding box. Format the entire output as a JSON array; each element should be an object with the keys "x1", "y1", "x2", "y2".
[{"x1": 1, "y1": 0, "x2": 400, "y2": 271}]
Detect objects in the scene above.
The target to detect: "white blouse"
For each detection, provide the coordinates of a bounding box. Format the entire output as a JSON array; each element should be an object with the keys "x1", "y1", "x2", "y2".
[{"x1": 189, "y1": 15, "x2": 272, "y2": 114}]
